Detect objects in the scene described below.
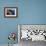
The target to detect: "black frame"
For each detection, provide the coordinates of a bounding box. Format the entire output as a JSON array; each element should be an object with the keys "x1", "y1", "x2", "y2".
[{"x1": 4, "y1": 7, "x2": 18, "y2": 18}]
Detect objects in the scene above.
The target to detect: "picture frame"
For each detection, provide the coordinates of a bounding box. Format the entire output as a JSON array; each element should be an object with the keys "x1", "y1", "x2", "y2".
[
  {"x1": 18, "y1": 24, "x2": 46, "y2": 42},
  {"x1": 4, "y1": 7, "x2": 18, "y2": 18}
]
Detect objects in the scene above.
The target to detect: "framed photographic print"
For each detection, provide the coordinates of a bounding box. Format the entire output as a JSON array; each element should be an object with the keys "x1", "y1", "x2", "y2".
[{"x1": 4, "y1": 7, "x2": 18, "y2": 18}]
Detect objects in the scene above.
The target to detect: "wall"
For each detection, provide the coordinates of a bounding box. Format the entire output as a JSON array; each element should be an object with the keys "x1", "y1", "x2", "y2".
[{"x1": 0, "y1": 0, "x2": 46, "y2": 45}]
